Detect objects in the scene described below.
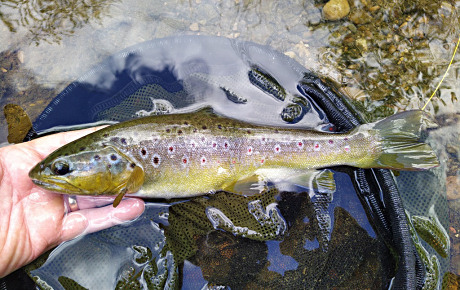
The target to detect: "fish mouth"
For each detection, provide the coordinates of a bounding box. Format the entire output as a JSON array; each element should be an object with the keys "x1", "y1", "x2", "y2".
[{"x1": 31, "y1": 177, "x2": 82, "y2": 194}]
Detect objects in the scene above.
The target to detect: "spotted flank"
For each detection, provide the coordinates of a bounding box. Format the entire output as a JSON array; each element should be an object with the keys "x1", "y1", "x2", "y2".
[{"x1": 29, "y1": 109, "x2": 439, "y2": 206}]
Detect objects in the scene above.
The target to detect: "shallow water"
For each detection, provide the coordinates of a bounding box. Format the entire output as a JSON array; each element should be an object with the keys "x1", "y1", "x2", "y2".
[{"x1": 1, "y1": 0, "x2": 459, "y2": 288}]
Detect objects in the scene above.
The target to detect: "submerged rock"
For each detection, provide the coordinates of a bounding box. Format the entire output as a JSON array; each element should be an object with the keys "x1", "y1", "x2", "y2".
[{"x1": 322, "y1": 0, "x2": 350, "y2": 21}]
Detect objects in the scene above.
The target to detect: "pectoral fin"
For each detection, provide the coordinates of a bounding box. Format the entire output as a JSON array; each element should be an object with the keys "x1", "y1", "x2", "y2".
[
  {"x1": 113, "y1": 190, "x2": 126, "y2": 208},
  {"x1": 112, "y1": 166, "x2": 145, "y2": 208}
]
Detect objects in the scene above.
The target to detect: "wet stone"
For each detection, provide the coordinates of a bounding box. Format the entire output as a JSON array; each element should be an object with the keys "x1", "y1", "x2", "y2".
[
  {"x1": 349, "y1": 10, "x2": 373, "y2": 25},
  {"x1": 322, "y1": 0, "x2": 350, "y2": 21},
  {"x1": 3, "y1": 104, "x2": 33, "y2": 144},
  {"x1": 447, "y1": 176, "x2": 460, "y2": 200}
]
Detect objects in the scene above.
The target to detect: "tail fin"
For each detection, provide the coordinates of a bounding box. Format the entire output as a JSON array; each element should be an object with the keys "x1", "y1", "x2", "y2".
[{"x1": 367, "y1": 110, "x2": 439, "y2": 171}]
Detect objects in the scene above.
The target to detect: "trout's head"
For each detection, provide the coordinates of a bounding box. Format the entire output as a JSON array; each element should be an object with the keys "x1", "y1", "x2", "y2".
[{"x1": 29, "y1": 142, "x2": 144, "y2": 196}]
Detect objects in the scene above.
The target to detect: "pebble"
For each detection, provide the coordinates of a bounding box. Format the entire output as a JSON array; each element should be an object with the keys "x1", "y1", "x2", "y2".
[
  {"x1": 349, "y1": 10, "x2": 373, "y2": 25},
  {"x1": 368, "y1": 5, "x2": 380, "y2": 13},
  {"x1": 355, "y1": 38, "x2": 368, "y2": 52},
  {"x1": 322, "y1": 0, "x2": 350, "y2": 21},
  {"x1": 339, "y1": 86, "x2": 367, "y2": 101},
  {"x1": 17, "y1": 50, "x2": 24, "y2": 63},
  {"x1": 388, "y1": 44, "x2": 396, "y2": 54},
  {"x1": 189, "y1": 23, "x2": 199, "y2": 31},
  {"x1": 447, "y1": 176, "x2": 460, "y2": 200}
]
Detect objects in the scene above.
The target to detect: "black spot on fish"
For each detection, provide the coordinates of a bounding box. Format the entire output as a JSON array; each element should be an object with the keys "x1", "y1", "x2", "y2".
[
  {"x1": 64, "y1": 153, "x2": 69, "y2": 156},
  {"x1": 193, "y1": 128, "x2": 197, "y2": 133},
  {"x1": 130, "y1": 163, "x2": 136, "y2": 168},
  {"x1": 153, "y1": 156, "x2": 160, "y2": 164},
  {"x1": 94, "y1": 155, "x2": 101, "y2": 160},
  {"x1": 202, "y1": 125, "x2": 207, "y2": 130},
  {"x1": 141, "y1": 149, "x2": 147, "y2": 156},
  {"x1": 178, "y1": 130, "x2": 183, "y2": 135},
  {"x1": 79, "y1": 146, "x2": 86, "y2": 151},
  {"x1": 217, "y1": 124, "x2": 222, "y2": 129},
  {"x1": 184, "y1": 121, "x2": 189, "y2": 125},
  {"x1": 247, "y1": 130, "x2": 251, "y2": 134},
  {"x1": 110, "y1": 154, "x2": 117, "y2": 161},
  {"x1": 120, "y1": 138, "x2": 127, "y2": 145},
  {"x1": 107, "y1": 164, "x2": 112, "y2": 169},
  {"x1": 166, "y1": 129, "x2": 171, "y2": 133},
  {"x1": 103, "y1": 133, "x2": 109, "y2": 138}
]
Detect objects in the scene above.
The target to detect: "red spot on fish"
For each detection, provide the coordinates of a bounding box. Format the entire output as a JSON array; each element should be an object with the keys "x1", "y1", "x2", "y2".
[
  {"x1": 297, "y1": 141, "x2": 304, "y2": 149},
  {"x1": 329, "y1": 127, "x2": 334, "y2": 132},
  {"x1": 329, "y1": 140, "x2": 333, "y2": 144},
  {"x1": 344, "y1": 146, "x2": 350, "y2": 152},
  {"x1": 232, "y1": 160, "x2": 236, "y2": 164},
  {"x1": 169, "y1": 146, "x2": 174, "y2": 152},
  {"x1": 201, "y1": 156, "x2": 207, "y2": 165},
  {"x1": 274, "y1": 144, "x2": 281, "y2": 153},
  {"x1": 314, "y1": 142, "x2": 321, "y2": 151},
  {"x1": 247, "y1": 146, "x2": 253, "y2": 155},
  {"x1": 182, "y1": 157, "x2": 187, "y2": 164}
]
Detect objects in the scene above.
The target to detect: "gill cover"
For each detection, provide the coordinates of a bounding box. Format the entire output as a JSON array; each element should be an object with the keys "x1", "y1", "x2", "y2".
[{"x1": 29, "y1": 146, "x2": 145, "y2": 207}]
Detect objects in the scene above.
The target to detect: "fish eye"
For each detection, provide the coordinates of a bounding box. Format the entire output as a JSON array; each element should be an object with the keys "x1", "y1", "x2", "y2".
[{"x1": 51, "y1": 161, "x2": 70, "y2": 175}]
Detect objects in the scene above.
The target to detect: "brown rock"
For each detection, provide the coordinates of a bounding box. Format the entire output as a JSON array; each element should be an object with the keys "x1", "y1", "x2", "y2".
[
  {"x1": 322, "y1": 0, "x2": 350, "y2": 21},
  {"x1": 349, "y1": 10, "x2": 373, "y2": 25},
  {"x1": 447, "y1": 176, "x2": 460, "y2": 200}
]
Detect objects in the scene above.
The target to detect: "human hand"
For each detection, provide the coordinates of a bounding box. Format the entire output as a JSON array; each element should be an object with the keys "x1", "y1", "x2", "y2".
[{"x1": 0, "y1": 127, "x2": 145, "y2": 277}]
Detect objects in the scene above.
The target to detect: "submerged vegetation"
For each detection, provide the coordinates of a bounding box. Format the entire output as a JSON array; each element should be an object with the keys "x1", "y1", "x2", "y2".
[{"x1": 0, "y1": 0, "x2": 112, "y2": 44}]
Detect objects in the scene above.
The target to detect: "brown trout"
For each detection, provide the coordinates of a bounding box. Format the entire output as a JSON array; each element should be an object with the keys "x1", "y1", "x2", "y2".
[{"x1": 29, "y1": 109, "x2": 439, "y2": 206}]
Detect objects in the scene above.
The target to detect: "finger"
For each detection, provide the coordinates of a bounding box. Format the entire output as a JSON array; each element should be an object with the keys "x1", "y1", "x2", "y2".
[
  {"x1": 75, "y1": 195, "x2": 118, "y2": 209},
  {"x1": 26, "y1": 126, "x2": 107, "y2": 158},
  {"x1": 59, "y1": 198, "x2": 145, "y2": 242}
]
